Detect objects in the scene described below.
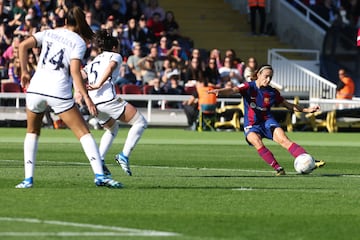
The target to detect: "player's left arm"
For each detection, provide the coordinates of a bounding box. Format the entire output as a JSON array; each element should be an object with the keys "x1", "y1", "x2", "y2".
[
  {"x1": 88, "y1": 60, "x2": 118, "y2": 90},
  {"x1": 281, "y1": 99, "x2": 320, "y2": 113}
]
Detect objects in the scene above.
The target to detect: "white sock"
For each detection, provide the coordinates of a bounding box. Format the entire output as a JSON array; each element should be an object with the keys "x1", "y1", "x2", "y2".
[
  {"x1": 24, "y1": 133, "x2": 38, "y2": 180},
  {"x1": 122, "y1": 111, "x2": 147, "y2": 157},
  {"x1": 80, "y1": 133, "x2": 103, "y2": 176},
  {"x1": 99, "y1": 122, "x2": 119, "y2": 161}
]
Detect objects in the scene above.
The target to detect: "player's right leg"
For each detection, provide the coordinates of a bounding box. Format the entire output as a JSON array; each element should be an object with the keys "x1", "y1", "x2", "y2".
[
  {"x1": 60, "y1": 105, "x2": 122, "y2": 188},
  {"x1": 16, "y1": 100, "x2": 44, "y2": 188}
]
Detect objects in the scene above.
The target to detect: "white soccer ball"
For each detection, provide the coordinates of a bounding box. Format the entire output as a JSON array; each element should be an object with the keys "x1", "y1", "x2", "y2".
[{"x1": 294, "y1": 153, "x2": 316, "y2": 174}]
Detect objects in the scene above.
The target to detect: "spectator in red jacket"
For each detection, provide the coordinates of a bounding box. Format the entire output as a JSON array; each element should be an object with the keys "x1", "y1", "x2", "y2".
[{"x1": 147, "y1": 12, "x2": 165, "y2": 42}]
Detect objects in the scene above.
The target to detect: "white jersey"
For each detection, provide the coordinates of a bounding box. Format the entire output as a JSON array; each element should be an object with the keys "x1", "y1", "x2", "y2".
[
  {"x1": 83, "y1": 51, "x2": 122, "y2": 105},
  {"x1": 26, "y1": 28, "x2": 86, "y2": 99}
]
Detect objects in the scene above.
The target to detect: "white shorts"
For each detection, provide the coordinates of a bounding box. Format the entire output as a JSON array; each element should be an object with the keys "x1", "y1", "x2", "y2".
[
  {"x1": 26, "y1": 93, "x2": 75, "y2": 114},
  {"x1": 96, "y1": 97, "x2": 128, "y2": 125}
]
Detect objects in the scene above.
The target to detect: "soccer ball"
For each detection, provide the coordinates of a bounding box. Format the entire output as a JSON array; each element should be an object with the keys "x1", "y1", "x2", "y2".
[{"x1": 294, "y1": 153, "x2": 315, "y2": 174}]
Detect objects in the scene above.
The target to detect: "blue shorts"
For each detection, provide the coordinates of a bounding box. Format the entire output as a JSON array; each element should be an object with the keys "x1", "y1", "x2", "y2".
[{"x1": 244, "y1": 118, "x2": 281, "y2": 143}]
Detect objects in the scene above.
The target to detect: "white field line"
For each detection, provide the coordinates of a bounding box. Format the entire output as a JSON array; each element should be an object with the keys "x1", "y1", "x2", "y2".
[
  {"x1": 3, "y1": 159, "x2": 360, "y2": 177},
  {"x1": 0, "y1": 217, "x2": 180, "y2": 237},
  {"x1": 2, "y1": 137, "x2": 360, "y2": 147},
  {"x1": 0, "y1": 159, "x2": 276, "y2": 174}
]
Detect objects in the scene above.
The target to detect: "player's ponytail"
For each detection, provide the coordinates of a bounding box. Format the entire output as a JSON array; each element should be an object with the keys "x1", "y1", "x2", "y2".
[{"x1": 67, "y1": 6, "x2": 94, "y2": 42}]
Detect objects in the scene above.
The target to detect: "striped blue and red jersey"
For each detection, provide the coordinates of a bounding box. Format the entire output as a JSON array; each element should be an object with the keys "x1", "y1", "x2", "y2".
[{"x1": 237, "y1": 81, "x2": 284, "y2": 127}]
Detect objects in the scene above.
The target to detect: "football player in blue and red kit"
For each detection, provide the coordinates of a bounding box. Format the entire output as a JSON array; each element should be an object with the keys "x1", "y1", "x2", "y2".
[{"x1": 208, "y1": 64, "x2": 325, "y2": 175}]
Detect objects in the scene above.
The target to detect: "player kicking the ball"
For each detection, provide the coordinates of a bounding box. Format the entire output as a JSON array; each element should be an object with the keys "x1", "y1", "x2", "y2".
[
  {"x1": 79, "y1": 30, "x2": 147, "y2": 177},
  {"x1": 208, "y1": 64, "x2": 325, "y2": 175}
]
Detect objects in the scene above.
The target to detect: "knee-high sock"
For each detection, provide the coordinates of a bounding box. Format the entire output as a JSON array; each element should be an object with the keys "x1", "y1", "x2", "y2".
[
  {"x1": 99, "y1": 122, "x2": 119, "y2": 161},
  {"x1": 122, "y1": 111, "x2": 147, "y2": 157},
  {"x1": 257, "y1": 146, "x2": 281, "y2": 170},
  {"x1": 80, "y1": 133, "x2": 103, "y2": 176},
  {"x1": 24, "y1": 133, "x2": 39, "y2": 179},
  {"x1": 288, "y1": 143, "x2": 306, "y2": 158}
]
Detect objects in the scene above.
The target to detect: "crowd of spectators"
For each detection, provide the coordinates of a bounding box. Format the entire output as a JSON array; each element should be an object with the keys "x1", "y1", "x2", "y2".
[{"x1": 0, "y1": 0, "x2": 259, "y2": 110}]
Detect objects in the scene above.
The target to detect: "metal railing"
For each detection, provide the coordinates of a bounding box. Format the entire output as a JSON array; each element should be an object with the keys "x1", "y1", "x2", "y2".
[{"x1": 268, "y1": 49, "x2": 337, "y2": 99}]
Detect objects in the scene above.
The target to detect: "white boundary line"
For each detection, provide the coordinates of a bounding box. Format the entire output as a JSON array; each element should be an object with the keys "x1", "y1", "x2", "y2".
[
  {"x1": 0, "y1": 217, "x2": 180, "y2": 237},
  {"x1": 2, "y1": 159, "x2": 360, "y2": 177}
]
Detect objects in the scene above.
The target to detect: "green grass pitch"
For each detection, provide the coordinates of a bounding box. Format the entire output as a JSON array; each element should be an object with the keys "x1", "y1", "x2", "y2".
[{"x1": 1, "y1": 127, "x2": 360, "y2": 240}]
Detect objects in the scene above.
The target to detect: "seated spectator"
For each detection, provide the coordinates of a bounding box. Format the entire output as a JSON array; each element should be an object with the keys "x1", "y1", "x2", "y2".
[
  {"x1": 149, "y1": 77, "x2": 165, "y2": 108},
  {"x1": 183, "y1": 56, "x2": 204, "y2": 85},
  {"x1": 123, "y1": 17, "x2": 139, "y2": 47},
  {"x1": 146, "y1": 12, "x2": 165, "y2": 42},
  {"x1": 54, "y1": 0, "x2": 69, "y2": 18},
  {"x1": 26, "y1": 6, "x2": 40, "y2": 27},
  {"x1": 12, "y1": 0, "x2": 27, "y2": 24},
  {"x1": 187, "y1": 48, "x2": 206, "y2": 71},
  {"x1": 157, "y1": 36, "x2": 169, "y2": 60},
  {"x1": 163, "y1": 71, "x2": 185, "y2": 108},
  {"x1": 127, "y1": 43, "x2": 143, "y2": 84},
  {"x1": 204, "y1": 57, "x2": 220, "y2": 86},
  {"x1": 218, "y1": 56, "x2": 243, "y2": 87},
  {"x1": 137, "y1": 15, "x2": 156, "y2": 54},
  {"x1": 31, "y1": 46, "x2": 40, "y2": 63},
  {"x1": 147, "y1": 45, "x2": 163, "y2": 72},
  {"x1": 107, "y1": 0, "x2": 126, "y2": 24},
  {"x1": 167, "y1": 40, "x2": 188, "y2": 67},
  {"x1": 139, "y1": 56, "x2": 158, "y2": 85},
  {"x1": 114, "y1": 23, "x2": 132, "y2": 58},
  {"x1": 126, "y1": 0, "x2": 143, "y2": 22},
  {"x1": 85, "y1": 11, "x2": 100, "y2": 32},
  {"x1": 163, "y1": 10, "x2": 180, "y2": 42},
  {"x1": 0, "y1": 47, "x2": 7, "y2": 78},
  {"x1": 0, "y1": 21, "x2": 11, "y2": 54},
  {"x1": 159, "y1": 57, "x2": 174, "y2": 85},
  {"x1": 0, "y1": 0, "x2": 16, "y2": 32},
  {"x1": 209, "y1": 48, "x2": 223, "y2": 69},
  {"x1": 90, "y1": 0, "x2": 107, "y2": 27},
  {"x1": 38, "y1": 11, "x2": 53, "y2": 31},
  {"x1": 53, "y1": 6, "x2": 67, "y2": 28},
  {"x1": 3, "y1": 36, "x2": 21, "y2": 67},
  {"x1": 3, "y1": 57, "x2": 21, "y2": 88},
  {"x1": 13, "y1": 14, "x2": 36, "y2": 39},
  {"x1": 27, "y1": 50, "x2": 37, "y2": 77},
  {"x1": 144, "y1": 0, "x2": 165, "y2": 21},
  {"x1": 162, "y1": 67, "x2": 180, "y2": 89},
  {"x1": 243, "y1": 57, "x2": 258, "y2": 82},
  {"x1": 150, "y1": 77, "x2": 165, "y2": 94},
  {"x1": 114, "y1": 63, "x2": 137, "y2": 87},
  {"x1": 101, "y1": 15, "x2": 116, "y2": 32},
  {"x1": 224, "y1": 48, "x2": 245, "y2": 76}
]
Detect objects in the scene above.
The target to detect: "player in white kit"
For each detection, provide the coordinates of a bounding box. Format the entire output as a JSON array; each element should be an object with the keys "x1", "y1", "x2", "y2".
[
  {"x1": 80, "y1": 30, "x2": 147, "y2": 176},
  {"x1": 16, "y1": 6, "x2": 122, "y2": 188}
]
